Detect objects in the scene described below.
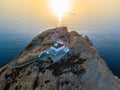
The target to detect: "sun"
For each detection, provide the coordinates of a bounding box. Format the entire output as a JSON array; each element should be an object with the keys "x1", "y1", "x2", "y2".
[{"x1": 50, "y1": 0, "x2": 71, "y2": 25}]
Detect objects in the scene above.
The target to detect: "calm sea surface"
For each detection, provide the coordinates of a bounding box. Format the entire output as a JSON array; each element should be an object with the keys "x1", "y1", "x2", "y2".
[{"x1": 0, "y1": 23, "x2": 120, "y2": 77}]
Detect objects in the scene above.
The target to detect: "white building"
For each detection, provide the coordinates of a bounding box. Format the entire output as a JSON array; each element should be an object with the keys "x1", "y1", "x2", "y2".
[
  {"x1": 49, "y1": 41, "x2": 69, "y2": 55},
  {"x1": 38, "y1": 41, "x2": 70, "y2": 62}
]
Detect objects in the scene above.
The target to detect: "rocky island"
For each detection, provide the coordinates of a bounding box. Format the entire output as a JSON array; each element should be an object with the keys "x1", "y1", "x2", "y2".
[{"x1": 0, "y1": 26, "x2": 120, "y2": 90}]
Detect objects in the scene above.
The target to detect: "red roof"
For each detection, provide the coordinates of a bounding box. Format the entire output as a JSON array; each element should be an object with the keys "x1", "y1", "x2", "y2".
[{"x1": 53, "y1": 42, "x2": 64, "y2": 48}]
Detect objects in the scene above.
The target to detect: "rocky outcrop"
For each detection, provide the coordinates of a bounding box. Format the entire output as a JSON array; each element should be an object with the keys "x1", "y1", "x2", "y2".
[{"x1": 0, "y1": 26, "x2": 120, "y2": 90}]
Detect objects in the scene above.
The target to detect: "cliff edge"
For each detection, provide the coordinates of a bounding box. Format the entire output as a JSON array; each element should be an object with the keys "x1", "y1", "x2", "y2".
[{"x1": 0, "y1": 26, "x2": 120, "y2": 90}]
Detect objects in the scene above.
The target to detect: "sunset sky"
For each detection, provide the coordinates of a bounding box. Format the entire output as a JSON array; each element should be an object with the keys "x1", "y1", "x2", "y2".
[{"x1": 0, "y1": 0, "x2": 120, "y2": 27}]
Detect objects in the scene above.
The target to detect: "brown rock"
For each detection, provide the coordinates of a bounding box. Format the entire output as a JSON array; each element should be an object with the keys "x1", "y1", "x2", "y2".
[{"x1": 0, "y1": 26, "x2": 120, "y2": 90}]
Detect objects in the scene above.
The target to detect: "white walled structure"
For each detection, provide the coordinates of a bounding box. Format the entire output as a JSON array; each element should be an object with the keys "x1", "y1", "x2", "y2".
[{"x1": 38, "y1": 41, "x2": 70, "y2": 62}]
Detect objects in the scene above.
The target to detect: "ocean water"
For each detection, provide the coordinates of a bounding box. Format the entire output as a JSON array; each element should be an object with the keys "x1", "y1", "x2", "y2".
[{"x1": 0, "y1": 23, "x2": 120, "y2": 78}]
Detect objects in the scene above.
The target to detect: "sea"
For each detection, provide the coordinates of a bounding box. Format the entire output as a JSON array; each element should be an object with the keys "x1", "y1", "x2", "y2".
[{"x1": 0, "y1": 22, "x2": 120, "y2": 78}]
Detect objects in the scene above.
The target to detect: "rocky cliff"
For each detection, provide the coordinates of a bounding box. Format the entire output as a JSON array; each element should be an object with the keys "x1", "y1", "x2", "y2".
[{"x1": 0, "y1": 26, "x2": 120, "y2": 90}]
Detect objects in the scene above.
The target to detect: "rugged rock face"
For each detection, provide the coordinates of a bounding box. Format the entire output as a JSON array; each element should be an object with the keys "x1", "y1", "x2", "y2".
[{"x1": 0, "y1": 26, "x2": 120, "y2": 90}]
